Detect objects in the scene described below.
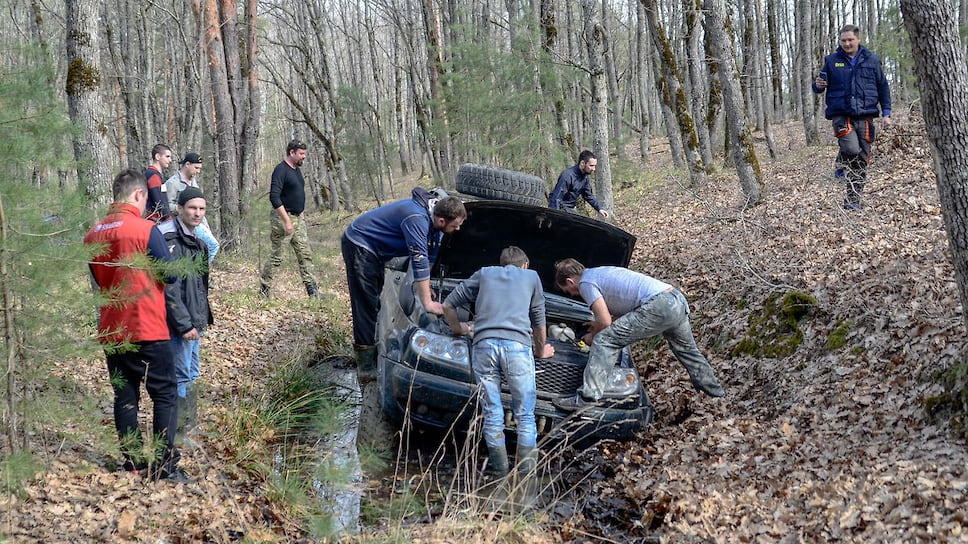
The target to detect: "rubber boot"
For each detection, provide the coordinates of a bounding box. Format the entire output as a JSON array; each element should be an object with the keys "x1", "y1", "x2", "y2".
[
  {"x1": 512, "y1": 444, "x2": 539, "y2": 511},
  {"x1": 679, "y1": 359, "x2": 725, "y2": 397},
  {"x1": 175, "y1": 387, "x2": 200, "y2": 449},
  {"x1": 355, "y1": 345, "x2": 378, "y2": 384},
  {"x1": 486, "y1": 443, "x2": 510, "y2": 478}
]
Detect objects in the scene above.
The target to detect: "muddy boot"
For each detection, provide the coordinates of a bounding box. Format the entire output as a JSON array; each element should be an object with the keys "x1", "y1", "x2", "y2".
[
  {"x1": 176, "y1": 387, "x2": 200, "y2": 449},
  {"x1": 486, "y1": 443, "x2": 510, "y2": 478},
  {"x1": 354, "y1": 345, "x2": 378, "y2": 384},
  {"x1": 680, "y1": 359, "x2": 725, "y2": 397},
  {"x1": 512, "y1": 444, "x2": 539, "y2": 511}
]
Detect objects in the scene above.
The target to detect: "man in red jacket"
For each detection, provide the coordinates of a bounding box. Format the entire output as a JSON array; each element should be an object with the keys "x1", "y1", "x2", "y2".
[{"x1": 84, "y1": 169, "x2": 187, "y2": 483}]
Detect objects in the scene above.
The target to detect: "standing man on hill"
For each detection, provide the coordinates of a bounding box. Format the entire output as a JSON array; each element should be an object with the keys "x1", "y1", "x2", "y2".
[
  {"x1": 341, "y1": 189, "x2": 466, "y2": 381},
  {"x1": 259, "y1": 139, "x2": 321, "y2": 299},
  {"x1": 84, "y1": 169, "x2": 187, "y2": 483},
  {"x1": 548, "y1": 150, "x2": 609, "y2": 219},
  {"x1": 159, "y1": 187, "x2": 213, "y2": 448},
  {"x1": 165, "y1": 153, "x2": 220, "y2": 264},
  {"x1": 813, "y1": 24, "x2": 892, "y2": 210},
  {"x1": 144, "y1": 144, "x2": 172, "y2": 222}
]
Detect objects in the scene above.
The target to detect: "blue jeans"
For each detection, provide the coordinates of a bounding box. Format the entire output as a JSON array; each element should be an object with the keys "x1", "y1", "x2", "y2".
[
  {"x1": 170, "y1": 334, "x2": 201, "y2": 398},
  {"x1": 196, "y1": 221, "x2": 220, "y2": 264},
  {"x1": 472, "y1": 338, "x2": 537, "y2": 448}
]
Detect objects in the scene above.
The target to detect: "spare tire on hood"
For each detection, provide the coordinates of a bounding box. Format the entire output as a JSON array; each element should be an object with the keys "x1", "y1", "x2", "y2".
[{"x1": 455, "y1": 163, "x2": 547, "y2": 206}]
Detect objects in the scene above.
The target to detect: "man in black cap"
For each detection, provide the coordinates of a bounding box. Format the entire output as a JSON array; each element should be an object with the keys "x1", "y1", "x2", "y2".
[
  {"x1": 158, "y1": 187, "x2": 214, "y2": 447},
  {"x1": 164, "y1": 153, "x2": 219, "y2": 263}
]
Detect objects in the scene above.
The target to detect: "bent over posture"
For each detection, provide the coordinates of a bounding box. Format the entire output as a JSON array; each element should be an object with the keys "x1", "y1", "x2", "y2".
[
  {"x1": 553, "y1": 259, "x2": 724, "y2": 411},
  {"x1": 442, "y1": 246, "x2": 554, "y2": 490}
]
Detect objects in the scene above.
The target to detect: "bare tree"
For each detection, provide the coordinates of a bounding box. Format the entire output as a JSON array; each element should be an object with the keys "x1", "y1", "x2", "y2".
[
  {"x1": 581, "y1": 0, "x2": 614, "y2": 212},
  {"x1": 901, "y1": 0, "x2": 968, "y2": 330},
  {"x1": 704, "y1": 0, "x2": 764, "y2": 205},
  {"x1": 65, "y1": 0, "x2": 114, "y2": 202}
]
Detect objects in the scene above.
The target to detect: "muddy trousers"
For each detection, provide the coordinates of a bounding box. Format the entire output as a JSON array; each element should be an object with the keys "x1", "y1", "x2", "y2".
[
  {"x1": 106, "y1": 340, "x2": 180, "y2": 475},
  {"x1": 833, "y1": 115, "x2": 875, "y2": 206},
  {"x1": 580, "y1": 290, "x2": 718, "y2": 400},
  {"x1": 341, "y1": 233, "x2": 385, "y2": 347}
]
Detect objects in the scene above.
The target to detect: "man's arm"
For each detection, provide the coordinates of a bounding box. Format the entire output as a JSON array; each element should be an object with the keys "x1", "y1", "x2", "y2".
[
  {"x1": 812, "y1": 59, "x2": 829, "y2": 93},
  {"x1": 583, "y1": 297, "x2": 612, "y2": 344},
  {"x1": 442, "y1": 303, "x2": 470, "y2": 335},
  {"x1": 578, "y1": 178, "x2": 607, "y2": 217},
  {"x1": 548, "y1": 174, "x2": 567, "y2": 209},
  {"x1": 533, "y1": 325, "x2": 554, "y2": 359},
  {"x1": 268, "y1": 167, "x2": 293, "y2": 234},
  {"x1": 877, "y1": 60, "x2": 892, "y2": 127}
]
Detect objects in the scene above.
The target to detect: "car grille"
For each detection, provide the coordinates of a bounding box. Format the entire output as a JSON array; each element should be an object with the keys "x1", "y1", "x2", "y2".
[{"x1": 502, "y1": 358, "x2": 583, "y2": 395}]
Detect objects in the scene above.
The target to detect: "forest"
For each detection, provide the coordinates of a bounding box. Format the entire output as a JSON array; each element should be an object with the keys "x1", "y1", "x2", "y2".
[{"x1": 3, "y1": 0, "x2": 968, "y2": 541}]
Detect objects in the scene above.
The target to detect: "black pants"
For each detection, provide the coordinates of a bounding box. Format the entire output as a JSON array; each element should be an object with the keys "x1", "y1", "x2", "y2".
[
  {"x1": 833, "y1": 115, "x2": 875, "y2": 206},
  {"x1": 341, "y1": 233, "x2": 386, "y2": 347},
  {"x1": 106, "y1": 340, "x2": 179, "y2": 475}
]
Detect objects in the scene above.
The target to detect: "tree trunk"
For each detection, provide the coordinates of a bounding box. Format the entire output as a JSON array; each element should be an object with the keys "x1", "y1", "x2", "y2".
[
  {"x1": 421, "y1": 0, "x2": 452, "y2": 184},
  {"x1": 901, "y1": 0, "x2": 968, "y2": 330},
  {"x1": 199, "y1": 0, "x2": 241, "y2": 250},
  {"x1": 685, "y1": 0, "x2": 713, "y2": 170},
  {"x1": 704, "y1": 0, "x2": 763, "y2": 206},
  {"x1": 541, "y1": 0, "x2": 573, "y2": 153},
  {"x1": 635, "y1": 0, "x2": 651, "y2": 161},
  {"x1": 581, "y1": 0, "x2": 614, "y2": 213},
  {"x1": 641, "y1": 0, "x2": 705, "y2": 186},
  {"x1": 767, "y1": 0, "x2": 784, "y2": 116},
  {"x1": 797, "y1": 0, "x2": 820, "y2": 144},
  {"x1": 0, "y1": 194, "x2": 20, "y2": 453},
  {"x1": 65, "y1": 0, "x2": 114, "y2": 203},
  {"x1": 238, "y1": 0, "x2": 261, "y2": 229}
]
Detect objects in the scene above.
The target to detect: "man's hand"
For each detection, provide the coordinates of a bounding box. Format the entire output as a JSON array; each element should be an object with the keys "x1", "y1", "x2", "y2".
[
  {"x1": 284, "y1": 220, "x2": 294, "y2": 235},
  {"x1": 182, "y1": 328, "x2": 199, "y2": 340},
  {"x1": 424, "y1": 300, "x2": 445, "y2": 315},
  {"x1": 881, "y1": 116, "x2": 892, "y2": 128},
  {"x1": 598, "y1": 209, "x2": 610, "y2": 219},
  {"x1": 538, "y1": 343, "x2": 555, "y2": 359},
  {"x1": 581, "y1": 332, "x2": 594, "y2": 345},
  {"x1": 815, "y1": 77, "x2": 827, "y2": 89}
]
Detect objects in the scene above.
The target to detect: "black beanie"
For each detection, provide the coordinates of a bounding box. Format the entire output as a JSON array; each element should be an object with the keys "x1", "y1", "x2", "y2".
[{"x1": 177, "y1": 187, "x2": 205, "y2": 205}]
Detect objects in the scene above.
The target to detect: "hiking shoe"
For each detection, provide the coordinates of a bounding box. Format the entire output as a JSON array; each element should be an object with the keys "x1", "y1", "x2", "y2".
[
  {"x1": 553, "y1": 393, "x2": 596, "y2": 412},
  {"x1": 306, "y1": 283, "x2": 325, "y2": 299},
  {"x1": 843, "y1": 202, "x2": 862, "y2": 211},
  {"x1": 120, "y1": 459, "x2": 148, "y2": 473},
  {"x1": 834, "y1": 167, "x2": 845, "y2": 178},
  {"x1": 259, "y1": 284, "x2": 270, "y2": 299}
]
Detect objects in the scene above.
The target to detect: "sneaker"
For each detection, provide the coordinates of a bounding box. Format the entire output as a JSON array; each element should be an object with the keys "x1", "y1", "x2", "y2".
[
  {"x1": 259, "y1": 284, "x2": 270, "y2": 299},
  {"x1": 835, "y1": 167, "x2": 845, "y2": 178},
  {"x1": 843, "y1": 202, "x2": 862, "y2": 211},
  {"x1": 306, "y1": 284, "x2": 325, "y2": 299},
  {"x1": 120, "y1": 459, "x2": 148, "y2": 473},
  {"x1": 553, "y1": 393, "x2": 596, "y2": 412}
]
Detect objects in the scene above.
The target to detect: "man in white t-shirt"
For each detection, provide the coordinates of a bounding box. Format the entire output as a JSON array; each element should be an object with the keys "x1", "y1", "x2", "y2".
[{"x1": 553, "y1": 258, "x2": 724, "y2": 410}]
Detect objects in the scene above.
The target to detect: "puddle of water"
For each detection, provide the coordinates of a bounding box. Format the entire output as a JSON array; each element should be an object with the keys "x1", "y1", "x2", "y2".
[{"x1": 308, "y1": 358, "x2": 364, "y2": 534}]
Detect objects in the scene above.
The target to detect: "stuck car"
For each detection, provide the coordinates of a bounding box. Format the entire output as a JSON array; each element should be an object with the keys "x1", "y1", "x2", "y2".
[{"x1": 370, "y1": 191, "x2": 653, "y2": 447}]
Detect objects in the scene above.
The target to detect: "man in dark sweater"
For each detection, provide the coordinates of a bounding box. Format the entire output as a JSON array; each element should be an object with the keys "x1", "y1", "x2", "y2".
[
  {"x1": 342, "y1": 188, "x2": 466, "y2": 380},
  {"x1": 259, "y1": 140, "x2": 321, "y2": 299},
  {"x1": 442, "y1": 246, "x2": 554, "y2": 493},
  {"x1": 144, "y1": 143, "x2": 172, "y2": 222},
  {"x1": 548, "y1": 150, "x2": 609, "y2": 219}
]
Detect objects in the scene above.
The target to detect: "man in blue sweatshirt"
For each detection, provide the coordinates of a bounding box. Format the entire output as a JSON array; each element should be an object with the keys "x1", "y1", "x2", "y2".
[
  {"x1": 342, "y1": 188, "x2": 466, "y2": 380},
  {"x1": 813, "y1": 24, "x2": 891, "y2": 210},
  {"x1": 442, "y1": 246, "x2": 554, "y2": 492}
]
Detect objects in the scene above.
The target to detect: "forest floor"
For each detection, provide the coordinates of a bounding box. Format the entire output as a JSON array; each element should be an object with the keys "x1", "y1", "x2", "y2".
[{"x1": 3, "y1": 111, "x2": 968, "y2": 543}]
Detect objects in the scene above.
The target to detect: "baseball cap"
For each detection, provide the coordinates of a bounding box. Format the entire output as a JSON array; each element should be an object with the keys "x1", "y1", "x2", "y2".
[{"x1": 181, "y1": 153, "x2": 203, "y2": 165}]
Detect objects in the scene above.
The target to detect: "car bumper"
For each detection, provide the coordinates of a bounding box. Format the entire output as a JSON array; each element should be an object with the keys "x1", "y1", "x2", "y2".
[{"x1": 381, "y1": 356, "x2": 652, "y2": 443}]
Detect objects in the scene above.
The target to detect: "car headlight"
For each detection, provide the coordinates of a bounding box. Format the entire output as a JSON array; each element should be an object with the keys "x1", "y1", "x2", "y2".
[
  {"x1": 409, "y1": 329, "x2": 470, "y2": 365},
  {"x1": 602, "y1": 367, "x2": 639, "y2": 397}
]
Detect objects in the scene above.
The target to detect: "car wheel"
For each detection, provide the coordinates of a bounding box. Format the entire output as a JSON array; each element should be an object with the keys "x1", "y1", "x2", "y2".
[
  {"x1": 356, "y1": 381, "x2": 398, "y2": 453},
  {"x1": 456, "y1": 163, "x2": 547, "y2": 206}
]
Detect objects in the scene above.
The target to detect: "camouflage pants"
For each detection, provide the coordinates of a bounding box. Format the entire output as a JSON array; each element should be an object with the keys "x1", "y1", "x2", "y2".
[{"x1": 260, "y1": 212, "x2": 317, "y2": 288}]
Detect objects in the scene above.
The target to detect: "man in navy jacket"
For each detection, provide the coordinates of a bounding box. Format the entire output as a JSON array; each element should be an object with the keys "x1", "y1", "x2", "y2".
[
  {"x1": 548, "y1": 150, "x2": 609, "y2": 219},
  {"x1": 813, "y1": 24, "x2": 892, "y2": 210}
]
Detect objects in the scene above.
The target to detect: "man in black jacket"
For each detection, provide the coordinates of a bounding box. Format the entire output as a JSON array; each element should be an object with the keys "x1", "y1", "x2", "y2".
[{"x1": 159, "y1": 187, "x2": 213, "y2": 446}]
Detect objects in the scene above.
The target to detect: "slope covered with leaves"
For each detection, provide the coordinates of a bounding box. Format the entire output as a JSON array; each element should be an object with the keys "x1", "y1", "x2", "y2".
[{"x1": 557, "y1": 115, "x2": 968, "y2": 543}]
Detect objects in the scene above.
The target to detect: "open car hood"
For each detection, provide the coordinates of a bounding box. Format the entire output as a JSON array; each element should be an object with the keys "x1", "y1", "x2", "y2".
[{"x1": 433, "y1": 200, "x2": 636, "y2": 290}]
